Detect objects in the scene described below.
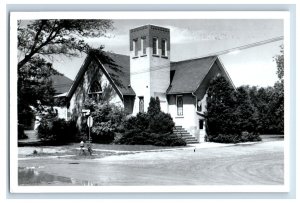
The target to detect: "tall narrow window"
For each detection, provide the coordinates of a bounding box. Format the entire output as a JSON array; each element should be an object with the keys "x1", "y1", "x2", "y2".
[
  {"x1": 197, "y1": 99, "x2": 202, "y2": 112},
  {"x1": 152, "y1": 38, "x2": 158, "y2": 55},
  {"x1": 139, "y1": 96, "x2": 144, "y2": 113},
  {"x1": 177, "y1": 95, "x2": 183, "y2": 116},
  {"x1": 141, "y1": 37, "x2": 146, "y2": 55},
  {"x1": 133, "y1": 39, "x2": 138, "y2": 57},
  {"x1": 161, "y1": 39, "x2": 167, "y2": 56}
]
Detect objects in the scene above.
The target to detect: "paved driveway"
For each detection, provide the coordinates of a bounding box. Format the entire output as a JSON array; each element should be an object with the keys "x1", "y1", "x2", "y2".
[{"x1": 18, "y1": 140, "x2": 284, "y2": 186}]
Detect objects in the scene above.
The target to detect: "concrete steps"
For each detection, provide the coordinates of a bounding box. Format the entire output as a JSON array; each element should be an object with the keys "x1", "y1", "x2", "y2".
[{"x1": 173, "y1": 126, "x2": 198, "y2": 144}]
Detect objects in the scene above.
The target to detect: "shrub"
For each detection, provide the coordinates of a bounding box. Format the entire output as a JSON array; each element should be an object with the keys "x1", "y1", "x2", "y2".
[
  {"x1": 207, "y1": 134, "x2": 241, "y2": 143},
  {"x1": 240, "y1": 131, "x2": 261, "y2": 142},
  {"x1": 18, "y1": 108, "x2": 35, "y2": 130},
  {"x1": 37, "y1": 117, "x2": 79, "y2": 144},
  {"x1": 18, "y1": 124, "x2": 28, "y2": 140},
  {"x1": 153, "y1": 133, "x2": 186, "y2": 146},
  {"x1": 147, "y1": 97, "x2": 161, "y2": 118},
  {"x1": 116, "y1": 129, "x2": 148, "y2": 145},
  {"x1": 91, "y1": 121, "x2": 115, "y2": 144},
  {"x1": 207, "y1": 131, "x2": 261, "y2": 143},
  {"x1": 149, "y1": 112, "x2": 174, "y2": 134},
  {"x1": 118, "y1": 97, "x2": 185, "y2": 146},
  {"x1": 116, "y1": 130, "x2": 186, "y2": 146},
  {"x1": 80, "y1": 101, "x2": 127, "y2": 144},
  {"x1": 123, "y1": 113, "x2": 149, "y2": 131}
]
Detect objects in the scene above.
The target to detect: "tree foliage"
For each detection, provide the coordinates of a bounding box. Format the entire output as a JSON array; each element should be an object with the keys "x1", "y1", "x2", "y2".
[
  {"x1": 206, "y1": 44, "x2": 284, "y2": 140},
  {"x1": 17, "y1": 19, "x2": 114, "y2": 131},
  {"x1": 37, "y1": 110, "x2": 79, "y2": 144},
  {"x1": 206, "y1": 74, "x2": 284, "y2": 141},
  {"x1": 205, "y1": 75, "x2": 236, "y2": 136},
  {"x1": 118, "y1": 97, "x2": 185, "y2": 146},
  {"x1": 234, "y1": 86, "x2": 259, "y2": 134},
  {"x1": 147, "y1": 97, "x2": 161, "y2": 118},
  {"x1": 205, "y1": 76, "x2": 261, "y2": 143},
  {"x1": 273, "y1": 44, "x2": 284, "y2": 134},
  {"x1": 18, "y1": 57, "x2": 59, "y2": 129},
  {"x1": 81, "y1": 99, "x2": 127, "y2": 144},
  {"x1": 274, "y1": 45, "x2": 284, "y2": 81},
  {"x1": 245, "y1": 86, "x2": 283, "y2": 134},
  {"x1": 18, "y1": 19, "x2": 113, "y2": 69}
]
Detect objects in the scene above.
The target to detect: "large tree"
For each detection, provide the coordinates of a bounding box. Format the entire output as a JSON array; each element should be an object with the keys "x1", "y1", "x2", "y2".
[
  {"x1": 234, "y1": 86, "x2": 259, "y2": 134},
  {"x1": 17, "y1": 19, "x2": 114, "y2": 129},
  {"x1": 18, "y1": 56, "x2": 59, "y2": 128},
  {"x1": 18, "y1": 19, "x2": 113, "y2": 69},
  {"x1": 205, "y1": 75, "x2": 237, "y2": 136},
  {"x1": 205, "y1": 77, "x2": 261, "y2": 143},
  {"x1": 274, "y1": 44, "x2": 284, "y2": 82},
  {"x1": 273, "y1": 44, "x2": 284, "y2": 134}
]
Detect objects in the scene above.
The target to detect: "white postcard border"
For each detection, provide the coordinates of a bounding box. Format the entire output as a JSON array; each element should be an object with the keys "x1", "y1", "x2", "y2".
[{"x1": 10, "y1": 11, "x2": 291, "y2": 193}]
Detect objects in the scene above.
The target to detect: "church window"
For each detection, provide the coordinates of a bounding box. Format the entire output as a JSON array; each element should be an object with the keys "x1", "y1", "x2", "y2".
[
  {"x1": 139, "y1": 96, "x2": 144, "y2": 113},
  {"x1": 177, "y1": 95, "x2": 183, "y2": 116},
  {"x1": 153, "y1": 37, "x2": 158, "y2": 55},
  {"x1": 162, "y1": 39, "x2": 167, "y2": 56},
  {"x1": 197, "y1": 99, "x2": 202, "y2": 112},
  {"x1": 141, "y1": 37, "x2": 146, "y2": 55},
  {"x1": 133, "y1": 39, "x2": 138, "y2": 57},
  {"x1": 88, "y1": 81, "x2": 102, "y2": 101}
]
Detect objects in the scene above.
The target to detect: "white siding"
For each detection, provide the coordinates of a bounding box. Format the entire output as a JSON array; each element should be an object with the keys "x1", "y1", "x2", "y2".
[{"x1": 168, "y1": 94, "x2": 199, "y2": 140}]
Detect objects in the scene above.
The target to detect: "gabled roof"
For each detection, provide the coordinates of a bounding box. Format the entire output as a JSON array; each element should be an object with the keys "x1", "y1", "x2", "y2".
[
  {"x1": 98, "y1": 52, "x2": 135, "y2": 96},
  {"x1": 50, "y1": 74, "x2": 73, "y2": 95},
  {"x1": 66, "y1": 50, "x2": 135, "y2": 100},
  {"x1": 167, "y1": 56, "x2": 217, "y2": 94}
]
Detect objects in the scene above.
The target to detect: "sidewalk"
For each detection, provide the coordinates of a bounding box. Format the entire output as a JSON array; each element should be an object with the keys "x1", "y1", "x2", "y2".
[
  {"x1": 78, "y1": 142, "x2": 237, "y2": 154},
  {"x1": 18, "y1": 141, "x2": 237, "y2": 159}
]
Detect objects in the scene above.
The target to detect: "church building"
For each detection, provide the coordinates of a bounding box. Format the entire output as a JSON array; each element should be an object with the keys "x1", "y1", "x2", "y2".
[{"x1": 54, "y1": 25, "x2": 234, "y2": 143}]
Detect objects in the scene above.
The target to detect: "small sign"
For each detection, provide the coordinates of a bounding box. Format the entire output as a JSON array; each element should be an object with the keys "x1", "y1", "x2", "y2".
[{"x1": 87, "y1": 116, "x2": 93, "y2": 127}]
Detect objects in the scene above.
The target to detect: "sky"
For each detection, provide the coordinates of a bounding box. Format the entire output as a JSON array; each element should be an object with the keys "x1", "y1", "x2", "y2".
[{"x1": 52, "y1": 19, "x2": 283, "y2": 87}]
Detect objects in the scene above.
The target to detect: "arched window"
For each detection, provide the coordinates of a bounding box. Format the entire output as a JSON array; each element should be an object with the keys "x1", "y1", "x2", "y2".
[
  {"x1": 139, "y1": 96, "x2": 144, "y2": 113},
  {"x1": 88, "y1": 81, "x2": 102, "y2": 101}
]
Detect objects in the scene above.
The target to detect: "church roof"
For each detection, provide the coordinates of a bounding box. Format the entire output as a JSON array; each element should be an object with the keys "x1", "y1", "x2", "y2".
[
  {"x1": 98, "y1": 52, "x2": 135, "y2": 96},
  {"x1": 66, "y1": 50, "x2": 231, "y2": 100},
  {"x1": 67, "y1": 50, "x2": 135, "y2": 100},
  {"x1": 167, "y1": 56, "x2": 218, "y2": 94},
  {"x1": 50, "y1": 74, "x2": 73, "y2": 95}
]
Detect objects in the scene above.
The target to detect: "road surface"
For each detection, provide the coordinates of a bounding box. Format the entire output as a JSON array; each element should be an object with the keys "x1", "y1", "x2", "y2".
[{"x1": 18, "y1": 139, "x2": 284, "y2": 186}]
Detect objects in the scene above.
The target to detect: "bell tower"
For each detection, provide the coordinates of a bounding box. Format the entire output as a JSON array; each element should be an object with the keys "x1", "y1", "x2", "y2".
[{"x1": 130, "y1": 25, "x2": 170, "y2": 115}]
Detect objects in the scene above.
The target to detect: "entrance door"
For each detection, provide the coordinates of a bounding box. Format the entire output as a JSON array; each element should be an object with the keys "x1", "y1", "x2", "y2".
[
  {"x1": 199, "y1": 119, "x2": 206, "y2": 142},
  {"x1": 199, "y1": 119, "x2": 205, "y2": 134}
]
